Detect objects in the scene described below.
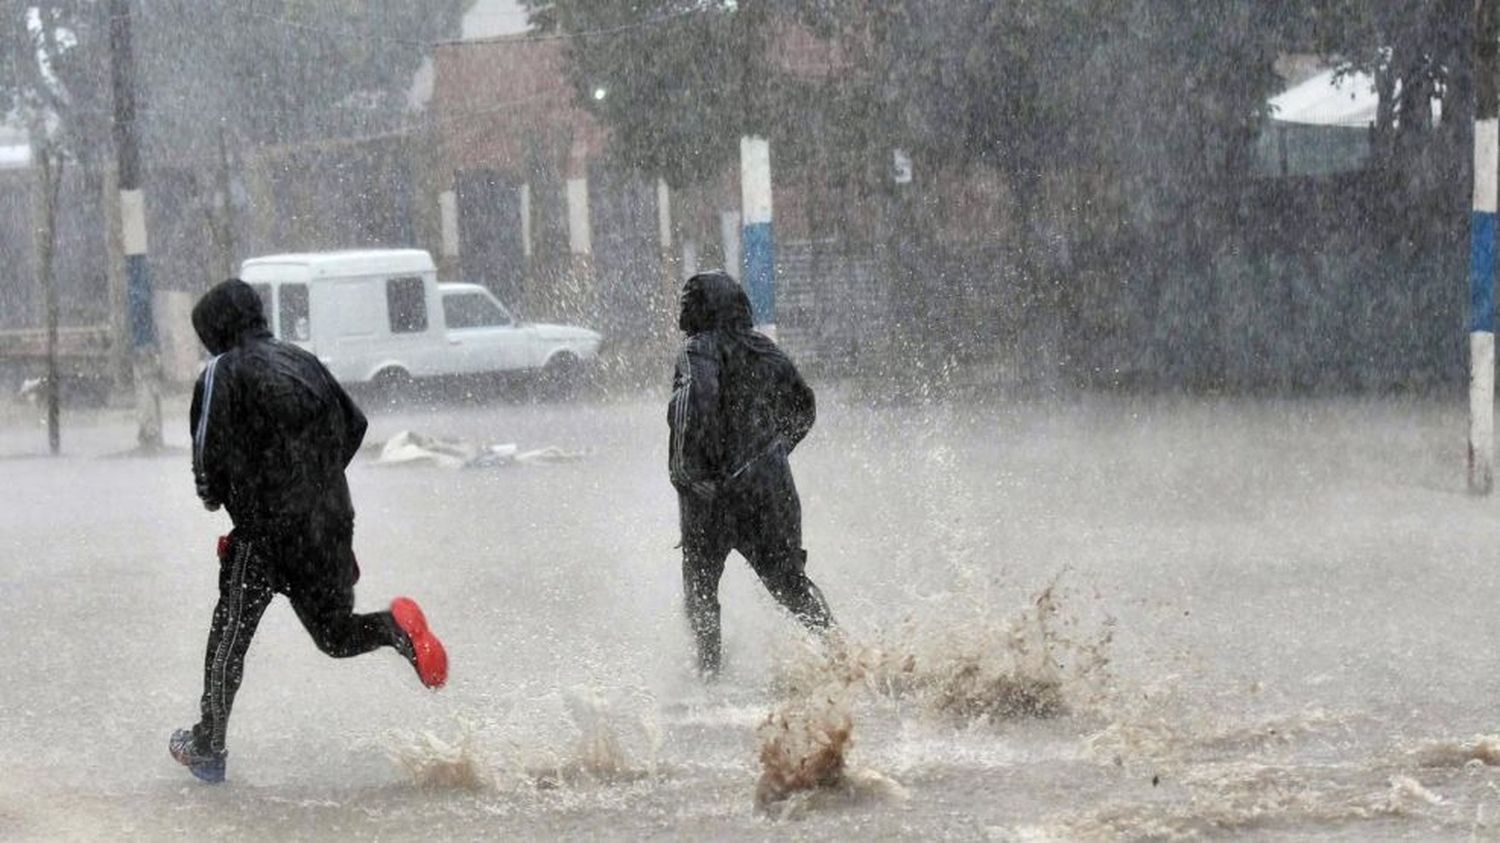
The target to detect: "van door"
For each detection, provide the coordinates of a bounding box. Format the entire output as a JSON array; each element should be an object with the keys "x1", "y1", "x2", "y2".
[
  {"x1": 326, "y1": 278, "x2": 382, "y2": 383},
  {"x1": 382, "y1": 274, "x2": 448, "y2": 378},
  {"x1": 442, "y1": 289, "x2": 527, "y2": 373}
]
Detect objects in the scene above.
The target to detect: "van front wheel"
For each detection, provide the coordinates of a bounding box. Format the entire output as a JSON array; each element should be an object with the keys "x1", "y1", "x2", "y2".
[
  {"x1": 371, "y1": 367, "x2": 413, "y2": 409},
  {"x1": 538, "y1": 353, "x2": 582, "y2": 402}
]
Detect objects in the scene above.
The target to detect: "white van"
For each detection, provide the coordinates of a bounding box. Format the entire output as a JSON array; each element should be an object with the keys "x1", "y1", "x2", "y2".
[{"x1": 239, "y1": 249, "x2": 602, "y2": 391}]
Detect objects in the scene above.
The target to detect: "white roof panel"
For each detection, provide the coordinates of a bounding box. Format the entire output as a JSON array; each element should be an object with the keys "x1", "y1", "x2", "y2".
[
  {"x1": 242, "y1": 249, "x2": 435, "y2": 279},
  {"x1": 1269, "y1": 69, "x2": 1378, "y2": 128}
]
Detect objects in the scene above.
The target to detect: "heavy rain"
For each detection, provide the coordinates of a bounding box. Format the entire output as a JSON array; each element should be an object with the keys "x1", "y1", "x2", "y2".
[{"x1": 2, "y1": 1, "x2": 1499, "y2": 840}]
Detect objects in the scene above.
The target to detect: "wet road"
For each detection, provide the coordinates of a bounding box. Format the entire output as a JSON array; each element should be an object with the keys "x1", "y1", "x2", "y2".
[{"x1": 3, "y1": 389, "x2": 1500, "y2": 840}]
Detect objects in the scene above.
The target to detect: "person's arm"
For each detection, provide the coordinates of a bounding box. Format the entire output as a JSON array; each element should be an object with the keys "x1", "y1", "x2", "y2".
[
  {"x1": 328, "y1": 372, "x2": 367, "y2": 467},
  {"x1": 780, "y1": 357, "x2": 816, "y2": 452},
  {"x1": 190, "y1": 357, "x2": 234, "y2": 511},
  {"x1": 669, "y1": 336, "x2": 723, "y2": 497}
]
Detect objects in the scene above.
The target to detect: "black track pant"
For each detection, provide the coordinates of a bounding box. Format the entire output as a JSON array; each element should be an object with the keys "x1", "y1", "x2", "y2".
[
  {"x1": 680, "y1": 453, "x2": 833, "y2": 674},
  {"x1": 190, "y1": 525, "x2": 403, "y2": 754}
]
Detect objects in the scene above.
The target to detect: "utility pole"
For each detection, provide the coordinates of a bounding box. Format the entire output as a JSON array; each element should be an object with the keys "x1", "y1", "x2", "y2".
[
  {"x1": 110, "y1": 0, "x2": 162, "y2": 450},
  {"x1": 38, "y1": 142, "x2": 62, "y2": 455},
  {"x1": 213, "y1": 125, "x2": 236, "y2": 282},
  {"x1": 1470, "y1": 0, "x2": 1498, "y2": 494}
]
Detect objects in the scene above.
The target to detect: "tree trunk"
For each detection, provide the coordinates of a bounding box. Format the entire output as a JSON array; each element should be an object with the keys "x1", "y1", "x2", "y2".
[{"x1": 38, "y1": 144, "x2": 63, "y2": 455}]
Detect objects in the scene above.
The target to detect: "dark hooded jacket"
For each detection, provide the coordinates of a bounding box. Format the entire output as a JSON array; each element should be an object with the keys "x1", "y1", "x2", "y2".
[
  {"x1": 668, "y1": 271, "x2": 815, "y2": 497},
  {"x1": 190, "y1": 279, "x2": 367, "y2": 534}
]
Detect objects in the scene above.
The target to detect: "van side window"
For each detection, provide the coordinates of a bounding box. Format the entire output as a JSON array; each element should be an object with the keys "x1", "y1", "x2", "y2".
[
  {"x1": 280, "y1": 283, "x2": 310, "y2": 342},
  {"x1": 250, "y1": 284, "x2": 272, "y2": 319},
  {"x1": 443, "y1": 292, "x2": 509, "y2": 329},
  {"x1": 386, "y1": 276, "x2": 427, "y2": 334}
]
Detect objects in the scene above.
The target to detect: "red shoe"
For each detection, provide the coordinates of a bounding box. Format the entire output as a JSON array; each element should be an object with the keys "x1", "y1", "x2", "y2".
[{"x1": 391, "y1": 597, "x2": 447, "y2": 689}]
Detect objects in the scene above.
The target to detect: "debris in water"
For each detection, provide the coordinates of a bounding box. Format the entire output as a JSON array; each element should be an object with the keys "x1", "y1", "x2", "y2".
[
  {"x1": 374, "y1": 430, "x2": 589, "y2": 469},
  {"x1": 1385, "y1": 775, "x2": 1443, "y2": 807},
  {"x1": 1408, "y1": 735, "x2": 1500, "y2": 768}
]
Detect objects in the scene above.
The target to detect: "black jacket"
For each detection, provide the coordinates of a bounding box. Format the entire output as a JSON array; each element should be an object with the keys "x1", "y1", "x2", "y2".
[
  {"x1": 668, "y1": 271, "x2": 815, "y2": 497},
  {"x1": 190, "y1": 279, "x2": 367, "y2": 532}
]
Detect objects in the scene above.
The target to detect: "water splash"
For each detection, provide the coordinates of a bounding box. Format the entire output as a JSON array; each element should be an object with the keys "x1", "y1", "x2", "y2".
[
  {"x1": 1018, "y1": 765, "x2": 1453, "y2": 841},
  {"x1": 773, "y1": 580, "x2": 1114, "y2": 726},
  {"x1": 753, "y1": 685, "x2": 910, "y2": 816},
  {"x1": 753, "y1": 580, "x2": 1108, "y2": 814},
  {"x1": 754, "y1": 691, "x2": 855, "y2": 810},
  {"x1": 387, "y1": 690, "x2": 664, "y2": 794},
  {"x1": 388, "y1": 726, "x2": 495, "y2": 792},
  {"x1": 527, "y1": 689, "x2": 664, "y2": 788}
]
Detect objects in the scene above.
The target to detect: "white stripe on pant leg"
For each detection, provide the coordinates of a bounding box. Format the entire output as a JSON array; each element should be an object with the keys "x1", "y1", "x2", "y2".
[{"x1": 210, "y1": 539, "x2": 251, "y2": 752}]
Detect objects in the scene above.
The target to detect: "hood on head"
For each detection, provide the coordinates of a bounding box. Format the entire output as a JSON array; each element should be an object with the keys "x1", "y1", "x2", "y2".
[
  {"x1": 192, "y1": 278, "x2": 269, "y2": 354},
  {"x1": 678, "y1": 270, "x2": 752, "y2": 335}
]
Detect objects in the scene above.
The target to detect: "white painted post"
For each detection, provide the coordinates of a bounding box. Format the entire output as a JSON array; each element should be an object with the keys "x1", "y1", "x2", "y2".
[
  {"x1": 565, "y1": 176, "x2": 593, "y2": 318},
  {"x1": 439, "y1": 189, "x2": 459, "y2": 259},
  {"x1": 566, "y1": 177, "x2": 591, "y2": 257},
  {"x1": 1471, "y1": 119, "x2": 1497, "y2": 495},
  {"x1": 656, "y1": 177, "x2": 673, "y2": 250},
  {"x1": 1471, "y1": 4, "x2": 1498, "y2": 496},
  {"x1": 719, "y1": 210, "x2": 741, "y2": 289},
  {"x1": 739, "y1": 136, "x2": 775, "y2": 328},
  {"x1": 519, "y1": 182, "x2": 532, "y2": 259}
]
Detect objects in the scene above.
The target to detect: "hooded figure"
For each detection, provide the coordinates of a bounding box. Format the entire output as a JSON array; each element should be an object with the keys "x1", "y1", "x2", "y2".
[
  {"x1": 170, "y1": 278, "x2": 447, "y2": 785},
  {"x1": 668, "y1": 270, "x2": 834, "y2": 676}
]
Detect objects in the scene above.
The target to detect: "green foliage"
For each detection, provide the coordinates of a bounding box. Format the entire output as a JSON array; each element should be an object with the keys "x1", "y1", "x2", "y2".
[
  {"x1": 0, "y1": 0, "x2": 471, "y2": 160},
  {"x1": 142, "y1": 0, "x2": 469, "y2": 146},
  {"x1": 522, "y1": 0, "x2": 775, "y2": 187},
  {"x1": 0, "y1": 1, "x2": 112, "y2": 156}
]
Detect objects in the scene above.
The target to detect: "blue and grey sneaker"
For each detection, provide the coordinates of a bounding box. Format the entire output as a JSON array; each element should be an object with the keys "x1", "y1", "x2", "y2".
[{"x1": 169, "y1": 729, "x2": 227, "y2": 784}]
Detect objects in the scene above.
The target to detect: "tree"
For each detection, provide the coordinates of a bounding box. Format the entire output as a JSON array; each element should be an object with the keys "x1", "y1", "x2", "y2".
[
  {"x1": 0, "y1": 2, "x2": 112, "y2": 161},
  {"x1": 137, "y1": 0, "x2": 471, "y2": 152},
  {"x1": 0, "y1": 2, "x2": 89, "y2": 451},
  {"x1": 0, "y1": 1, "x2": 474, "y2": 165},
  {"x1": 521, "y1": 0, "x2": 778, "y2": 187}
]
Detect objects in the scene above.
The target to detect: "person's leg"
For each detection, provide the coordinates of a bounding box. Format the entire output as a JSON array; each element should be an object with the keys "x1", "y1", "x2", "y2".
[
  {"x1": 283, "y1": 529, "x2": 403, "y2": 659},
  {"x1": 281, "y1": 524, "x2": 446, "y2": 687},
  {"x1": 288, "y1": 580, "x2": 404, "y2": 658},
  {"x1": 738, "y1": 459, "x2": 835, "y2": 631},
  {"x1": 681, "y1": 494, "x2": 731, "y2": 675},
  {"x1": 188, "y1": 534, "x2": 276, "y2": 758},
  {"x1": 750, "y1": 548, "x2": 835, "y2": 631}
]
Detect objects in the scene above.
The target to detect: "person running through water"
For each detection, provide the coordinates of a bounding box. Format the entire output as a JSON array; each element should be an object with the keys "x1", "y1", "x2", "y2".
[
  {"x1": 668, "y1": 270, "x2": 834, "y2": 676},
  {"x1": 170, "y1": 279, "x2": 448, "y2": 783}
]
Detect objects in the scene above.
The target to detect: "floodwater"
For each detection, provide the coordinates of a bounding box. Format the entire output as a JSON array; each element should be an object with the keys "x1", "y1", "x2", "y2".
[{"x1": 3, "y1": 389, "x2": 1500, "y2": 840}]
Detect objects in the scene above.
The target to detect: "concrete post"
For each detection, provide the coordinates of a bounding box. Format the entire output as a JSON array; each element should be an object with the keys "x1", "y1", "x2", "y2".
[
  {"x1": 740, "y1": 136, "x2": 775, "y2": 328},
  {"x1": 565, "y1": 175, "x2": 593, "y2": 320},
  {"x1": 110, "y1": 0, "x2": 162, "y2": 449},
  {"x1": 1470, "y1": 0, "x2": 1498, "y2": 495}
]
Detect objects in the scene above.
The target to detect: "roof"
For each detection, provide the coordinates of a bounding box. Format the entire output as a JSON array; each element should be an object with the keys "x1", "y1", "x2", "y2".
[
  {"x1": 241, "y1": 249, "x2": 435, "y2": 278},
  {"x1": 1269, "y1": 68, "x2": 1378, "y2": 127},
  {"x1": 458, "y1": 0, "x2": 529, "y2": 42},
  {"x1": 0, "y1": 143, "x2": 29, "y2": 169},
  {"x1": 437, "y1": 282, "x2": 488, "y2": 294}
]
